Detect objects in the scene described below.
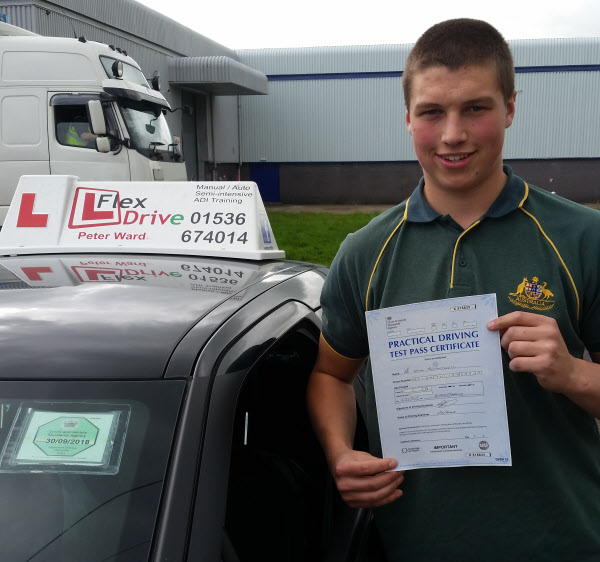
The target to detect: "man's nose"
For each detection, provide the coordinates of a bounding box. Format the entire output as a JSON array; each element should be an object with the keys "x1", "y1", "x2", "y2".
[{"x1": 441, "y1": 113, "x2": 467, "y2": 145}]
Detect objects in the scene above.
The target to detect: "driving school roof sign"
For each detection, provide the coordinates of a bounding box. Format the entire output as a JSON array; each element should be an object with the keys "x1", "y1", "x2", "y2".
[{"x1": 0, "y1": 176, "x2": 284, "y2": 260}]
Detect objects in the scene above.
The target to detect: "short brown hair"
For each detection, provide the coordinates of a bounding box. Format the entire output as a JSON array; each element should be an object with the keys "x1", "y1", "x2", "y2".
[{"x1": 402, "y1": 18, "x2": 515, "y2": 108}]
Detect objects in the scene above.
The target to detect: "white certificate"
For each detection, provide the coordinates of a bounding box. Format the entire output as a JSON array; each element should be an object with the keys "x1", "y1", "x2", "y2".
[{"x1": 366, "y1": 294, "x2": 511, "y2": 471}]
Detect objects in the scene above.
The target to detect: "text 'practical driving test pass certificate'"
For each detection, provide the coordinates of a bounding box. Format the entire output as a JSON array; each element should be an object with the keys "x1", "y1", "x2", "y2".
[{"x1": 366, "y1": 294, "x2": 511, "y2": 471}]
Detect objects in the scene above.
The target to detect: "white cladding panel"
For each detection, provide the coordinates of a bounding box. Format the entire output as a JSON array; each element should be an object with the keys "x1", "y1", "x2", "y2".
[
  {"x1": 238, "y1": 39, "x2": 600, "y2": 75},
  {"x1": 510, "y1": 38, "x2": 600, "y2": 66},
  {"x1": 239, "y1": 39, "x2": 600, "y2": 162},
  {"x1": 241, "y1": 78, "x2": 410, "y2": 162},
  {"x1": 505, "y1": 71, "x2": 600, "y2": 159},
  {"x1": 238, "y1": 44, "x2": 411, "y2": 75}
]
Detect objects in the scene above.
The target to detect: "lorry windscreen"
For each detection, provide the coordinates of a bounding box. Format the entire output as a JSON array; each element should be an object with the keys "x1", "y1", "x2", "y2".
[
  {"x1": 119, "y1": 98, "x2": 178, "y2": 160},
  {"x1": 100, "y1": 56, "x2": 149, "y2": 88}
]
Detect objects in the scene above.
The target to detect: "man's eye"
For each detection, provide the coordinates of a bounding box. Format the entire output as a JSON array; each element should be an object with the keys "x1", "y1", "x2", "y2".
[
  {"x1": 422, "y1": 109, "x2": 440, "y2": 116},
  {"x1": 469, "y1": 105, "x2": 485, "y2": 112}
]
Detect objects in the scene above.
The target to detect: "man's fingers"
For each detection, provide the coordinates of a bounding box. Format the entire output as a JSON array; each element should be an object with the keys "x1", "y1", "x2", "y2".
[
  {"x1": 346, "y1": 486, "x2": 404, "y2": 509},
  {"x1": 332, "y1": 451, "x2": 405, "y2": 508},
  {"x1": 505, "y1": 340, "x2": 538, "y2": 359},
  {"x1": 500, "y1": 326, "x2": 541, "y2": 347},
  {"x1": 335, "y1": 456, "x2": 397, "y2": 478},
  {"x1": 342, "y1": 475, "x2": 405, "y2": 508},
  {"x1": 337, "y1": 467, "x2": 404, "y2": 494},
  {"x1": 488, "y1": 311, "x2": 553, "y2": 331}
]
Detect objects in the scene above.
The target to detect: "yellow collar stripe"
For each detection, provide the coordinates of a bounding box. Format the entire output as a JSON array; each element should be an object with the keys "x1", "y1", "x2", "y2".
[
  {"x1": 365, "y1": 200, "x2": 409, "y2": 311},
  {"x1": 450, "y1": 220, "x2": 482, "y2": 289},
  {"x1": 519, "y1": 206, "x2": 580, "y2": 322},
  {"x1": 518, "y1": 181, "x2": 530, "y2": 208},
  {"x1": 450, "y1": 181, "x2": 528, "y2": 289}
]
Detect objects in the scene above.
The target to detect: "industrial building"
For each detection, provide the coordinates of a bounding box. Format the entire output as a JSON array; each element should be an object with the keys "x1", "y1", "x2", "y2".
[
  {"x1": 238, "y1": 40, "x2": 600, "y2": 203},
  {"x1": 1, "y1": 0, "x2": 599, "y2": 203}
]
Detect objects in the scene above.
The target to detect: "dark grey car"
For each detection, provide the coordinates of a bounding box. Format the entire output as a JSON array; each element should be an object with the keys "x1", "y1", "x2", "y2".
[{"x1": 0, "y1": 253, "x2": 373, "y2": 562}]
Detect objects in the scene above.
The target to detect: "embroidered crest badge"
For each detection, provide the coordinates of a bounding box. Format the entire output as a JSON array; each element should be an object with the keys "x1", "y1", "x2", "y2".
[{"x1": 508, "y1": 276, "x2": 555, "y2": 311}]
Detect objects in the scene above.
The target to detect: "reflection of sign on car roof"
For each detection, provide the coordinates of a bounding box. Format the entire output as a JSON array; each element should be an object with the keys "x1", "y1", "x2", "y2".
[
  {"x1": 0, "y1": 175, "x2": 284, "y2": 260},
  {"x1": 0, "y1": 255, "x2": 272, "y2": 296},
  {"x1": 0, "y1": 404, "x2": 130, "y2": 475}
]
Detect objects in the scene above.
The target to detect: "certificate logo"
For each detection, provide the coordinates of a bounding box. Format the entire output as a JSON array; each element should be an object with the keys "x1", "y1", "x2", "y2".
[
  {"x1": 479, "y1": 440, "x2": 489, "y2": 450},
  {"x1": 508, "y1": 275, "x2": 555, "y2": 311}
]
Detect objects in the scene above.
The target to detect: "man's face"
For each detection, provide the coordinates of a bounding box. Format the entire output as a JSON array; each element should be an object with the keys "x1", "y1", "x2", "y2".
[{"x1": 405, "y1": 64, "x2": 516, "y2": 198}]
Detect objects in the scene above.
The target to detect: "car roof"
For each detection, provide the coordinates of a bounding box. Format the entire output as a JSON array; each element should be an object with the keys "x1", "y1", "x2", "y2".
[{"x1": 0, "y1": 253, "x2": 322, "y2": 381}]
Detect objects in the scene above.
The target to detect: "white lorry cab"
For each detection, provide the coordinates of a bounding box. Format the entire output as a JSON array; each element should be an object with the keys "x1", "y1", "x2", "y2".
[{"x1": 0, "y1": 22, "x2": 187, "y2": 224}]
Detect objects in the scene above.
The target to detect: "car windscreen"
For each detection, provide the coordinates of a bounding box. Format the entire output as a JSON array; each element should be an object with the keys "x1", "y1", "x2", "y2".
[{"x1": 0, "y1": 380, "x2": 186, "y2": 562}]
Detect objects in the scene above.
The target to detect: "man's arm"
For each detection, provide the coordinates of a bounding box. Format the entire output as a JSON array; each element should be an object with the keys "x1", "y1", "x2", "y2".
[
  {"x1": 307, "y1": 335, "x2": 404, "y2": 508},
  {"x1": 488, "y1": 312, "x2": 600, "y2": 418}
]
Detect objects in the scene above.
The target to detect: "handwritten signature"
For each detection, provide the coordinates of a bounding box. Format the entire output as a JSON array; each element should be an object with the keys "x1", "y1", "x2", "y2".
[{"x1": 435, "y1": 399, "x2": 458, "y2": 408}]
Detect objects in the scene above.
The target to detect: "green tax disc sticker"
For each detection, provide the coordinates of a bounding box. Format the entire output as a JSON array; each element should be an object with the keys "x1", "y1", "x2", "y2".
[
  {"x1": 15, "y1": 411, "x2": 118, "y2": 465},
  {"x1": 34, "y1": 416, "x2": 99, "y2": 457}
]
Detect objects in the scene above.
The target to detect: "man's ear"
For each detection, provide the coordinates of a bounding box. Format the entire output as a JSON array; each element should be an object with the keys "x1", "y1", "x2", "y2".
[
  {"x1": 505, "y1": 90, "x2": 517, "y2": 129},
  {"x1": 405, "y1": 109, "x2": 413, "y2": 135}
]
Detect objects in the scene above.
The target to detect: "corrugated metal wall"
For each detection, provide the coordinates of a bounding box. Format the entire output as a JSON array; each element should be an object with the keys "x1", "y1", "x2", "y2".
[
  {"x1": 238, "y1": 39, "x2": 600, "y2": 163},
  {"x1": 241, "y1": 78, "x2": 408, "y2": 162},
  {"x1": 0, "y1": 1, "x2": 238, "y2": 77},
  {"x1": 507, "y1": 71, "x2": 600, "y2": 159},
  {"x1": 238, "y1": 39, "x2": 599, "y2": 75},
  {"x1": 0, "y1": 3, "x2": 36, "y2": 31},
  {"x1": 511, "y1": 38, "x2": 600, "y2": 66},
  {"x1": 238, "y1": 44, "x2": 412, "y2": 75},
  {"x1": 0, "y1": 0, "x2": 238, "y2": 59}
]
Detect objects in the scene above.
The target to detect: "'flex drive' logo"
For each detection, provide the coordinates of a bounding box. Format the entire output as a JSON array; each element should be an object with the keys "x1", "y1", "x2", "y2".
[{"x1": 68, "y1": 187, "x2": 149, "y2": 229}]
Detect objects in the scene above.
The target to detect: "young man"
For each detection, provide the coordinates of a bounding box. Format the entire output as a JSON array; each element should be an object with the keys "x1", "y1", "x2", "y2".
[{"x1": 307, "y1": 18, "x2": 600, "y2": 560}]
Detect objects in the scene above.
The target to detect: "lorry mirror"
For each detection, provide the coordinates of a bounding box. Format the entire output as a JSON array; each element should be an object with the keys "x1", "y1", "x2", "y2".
[
  {"x1": 95, "y1": 137, "x2": 111, "y2": 153},
  {"x1": 151, "y1": 74, "x2": 161, "y2": 91},
  {"x1": 112, "y1": 60, "x2": 124, "y2": 78},
  {"x1": 88, "y1": 100, "x2": 107, "y2": 135}
]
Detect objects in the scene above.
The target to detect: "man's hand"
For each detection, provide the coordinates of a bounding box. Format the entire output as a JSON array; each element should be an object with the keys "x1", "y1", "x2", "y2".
[
  {"x1": 332, "y1": 450, "x2": 404, "y2": 508},
  {"x1": 488, "y1": 311, "x2": 600, "y2": 418},
  {"x1": 487, "y1": 311, "x2": 577, "y2": 394}
]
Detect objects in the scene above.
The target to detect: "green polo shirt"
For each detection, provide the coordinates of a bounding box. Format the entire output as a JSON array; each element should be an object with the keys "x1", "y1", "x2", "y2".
[{"x1": 321, "y1": 166, "x2": 600, "y2": 561}]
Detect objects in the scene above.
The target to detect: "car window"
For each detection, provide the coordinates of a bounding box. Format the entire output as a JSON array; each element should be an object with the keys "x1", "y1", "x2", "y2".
[
  {"x1": 224, "y1": 326, "x2": 328, "y2": 561},
  {"x1": 0, "y1": 380, "x2": 185, "y2": 562}
]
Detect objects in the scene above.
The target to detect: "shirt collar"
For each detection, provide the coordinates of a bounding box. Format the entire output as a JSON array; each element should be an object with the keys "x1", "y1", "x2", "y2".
[{"x1": 405, "y1": 165, "x2": 527, "y2": 223}]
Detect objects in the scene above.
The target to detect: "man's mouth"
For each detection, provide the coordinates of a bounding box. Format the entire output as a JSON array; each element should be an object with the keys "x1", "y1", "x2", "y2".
[{"x1": 440, "y1": 154, "x2": 471, "y2": 162}]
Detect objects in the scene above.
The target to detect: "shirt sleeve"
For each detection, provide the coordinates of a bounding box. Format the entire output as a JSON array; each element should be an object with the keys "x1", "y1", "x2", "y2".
[{"x1": 320, "y1": 234, "x2": 370, "y2": 359}]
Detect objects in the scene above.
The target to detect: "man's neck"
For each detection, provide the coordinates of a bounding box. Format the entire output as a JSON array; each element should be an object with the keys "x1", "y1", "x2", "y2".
[{"x1": 423, "y1": 168, "x2": 508, "y2": 229}]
